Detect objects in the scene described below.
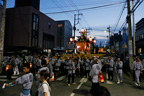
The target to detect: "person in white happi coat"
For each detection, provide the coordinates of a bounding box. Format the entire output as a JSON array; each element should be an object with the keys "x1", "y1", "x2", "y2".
[
  {"x1": 64, "y1": 57, "x2": 70, "y2": 76},
  {"x1": 80, "y1": 57, "x2": 85, "y2": 76},
  {"x1": 115, "y1": 58, "x2": 123, "y2": 84},
  {"x1": 14, "y1": 56, "x2": 20, "y2": 75},
  {"x1": 107, "y1": 56, "x2": 114, "y2": 81},
  {"x1": 5, "y1": 63, "x2": 33, "y2": 96},
  {"x1": 76, "y1": 57, "x2": 81, "y2": 77},
  {"x1": 131, "y1": 56, "x2": 137, "y2": 81},
  {"x1": 132, "y1": 57, "x2": 143, "y2": 86},
  {"x1": 90, "y1": 56, "x2": 96, "y2": 67},
  {"x1": 89, "y1": 59, "x2": 101, "y2": 95},
  {"x1": 85, "y1": 57, "x2": 91, "y2": 78},
  {"x1": 10, "y1": 55, "x2": 16, "y2": 75},
  {"x1": 37, "y1": 56, "x2": 43, "y2": 69},
  {"x1": 54, "y1": 58, "x2": 62, "y2": 76},
  {"x1": 97, "y1": 57, "x2": 103, "y2": 70},
  {"x1": 67, "y1": 57, "x2": 76, "y2": 86},
  {"x1": 36, "y1": 60, "x2": 50, "y2": 88}
]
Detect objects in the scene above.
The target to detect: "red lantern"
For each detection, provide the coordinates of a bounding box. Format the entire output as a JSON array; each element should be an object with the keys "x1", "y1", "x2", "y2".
[
  {"x1": 51, "y1": 72, "x2": 54, "y2": 82},
  {"x1": 6, "y1": 65, "x2": 10, "y2": 71},
  {"x1": 93, "y1": 40, "x2": 96, "y2": 44},
  {"x1": 100, "y1": 72, "x2": 104, "y2": 83},
  {"x1": 70, "y1": 37, "x2": 73, "y2": 42},
  {"x1": 30, "y1": 63, "x2": 32, "y2": 68},
  {"x1": 89, "y1": 37, "x2": 92, "y2": 42}
]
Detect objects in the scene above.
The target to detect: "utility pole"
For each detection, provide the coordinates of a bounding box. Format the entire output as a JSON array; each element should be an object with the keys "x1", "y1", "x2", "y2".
[
  {"x1": 73, "y1": 12, "x2": 82, "y2": 40},
  {"x1": 132, "y1": 0, "x2": 136, "y2": 56},
  {"x1": 127, "y1": 0, "x2": 133, "y2": 68},
  {"x1": 0, "y1": 0, "x2": 7, "y2": 73},
  {"x1": 86, "y1": 28, "x2": 92, "y2": 36},
  {"x1": 73, "y1": 12, "x2": 82, "y2": 54},
  {"x1": 100, "y1": 41, "x2": 102, "y2": 48},
  {"x1": 107, "y1": 25, "x2": 111, "y2": 53}
]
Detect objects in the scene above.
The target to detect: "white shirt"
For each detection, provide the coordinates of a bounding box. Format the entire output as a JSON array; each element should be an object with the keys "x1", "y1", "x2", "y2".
[
  {"x1": 38, "y1": 81, "x2": 51, "y2": 96},
  {"x1": 89, "y1": 64, "x2": 101, "y2": 83}
]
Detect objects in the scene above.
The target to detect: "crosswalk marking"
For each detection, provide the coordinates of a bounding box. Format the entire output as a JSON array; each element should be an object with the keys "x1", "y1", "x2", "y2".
[
  {"x1": 0, "y1": 75, "x2": 18, "y2": 79},
  {"x1": 56, "y1": 76, "x2": 65, "y2": 81},
  {"x1": 106, "y1": 80, "x2": 114, "y2": 84},
  {"x1": 11, "y1": 76, "x2": 18, "y2": 79},
  {"x1": 0, "y1": 76, "x2": 7, "y2": 78},
  {"x1": 70, "y1": 93, "x2": 75, "y2": 96},
  {"x1": 76, "y1": 82, "x2": 83, "y2": 89},
  {"x1": 0, "y1": 79, "x2": 8, "y2": 82},
  {"x1": 70, "y1": 78, "x2": 88, "y2": 96},
  {"x1": 0, "y1": 75, "x2": 18, "y2": 81}
]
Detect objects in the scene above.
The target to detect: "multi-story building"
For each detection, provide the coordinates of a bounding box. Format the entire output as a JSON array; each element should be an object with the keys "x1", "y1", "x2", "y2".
[
  {"x1": 135, "y1": 18, "x2": 144, "y2": 55},
  {"x1": 110, "y1": 32, "x2": 122, "y2": 55},
  {"x1": 15, "y1": 0, "x2": 40, "y2": 10},
  {"x1": 57, "y1": 20, "x2": 72, "y2": 50},
  {"x1": 4, "y1": 0, "x2": 58, "y2": 54},
  {"x1": 119, "y1": 27, "x2": 129, "y2": 56},
  {"x1": 0, "y1": 5, "x2": 2, "y2": 35}
]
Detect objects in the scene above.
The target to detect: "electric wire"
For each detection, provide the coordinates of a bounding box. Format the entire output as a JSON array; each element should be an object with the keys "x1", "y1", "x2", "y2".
[
  {"x1": 113, "y1": 1, "x2": 126, "y2": 33},
  {"x1": 5, "y1": 2, "x2": 125, "y2": 16},
  {"x1": 41, "y1": 0, "x2": 126, "y2": 10},
  {"x1": 67, "y1": 0, "x2": 90, "y2": 28},
  {"x1": 44, "y1": 2, "x2": 125, "y2": 14},
  {"x1": 118, "y1": 0, "x2": 144, "y2": 32},
  {"x1": 51, "y1": 0, "x2": 73, "y2": 19}
]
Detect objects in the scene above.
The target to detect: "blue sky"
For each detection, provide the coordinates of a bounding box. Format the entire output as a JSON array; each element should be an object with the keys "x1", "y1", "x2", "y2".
[{"x1": 4, "y1": 0, "x2": 144, "y2": 46}]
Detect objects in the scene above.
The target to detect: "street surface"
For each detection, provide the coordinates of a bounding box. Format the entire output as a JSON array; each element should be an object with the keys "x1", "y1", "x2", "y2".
[{"x1": 0, "y1": 72, "x2": 144, "y2": 96}]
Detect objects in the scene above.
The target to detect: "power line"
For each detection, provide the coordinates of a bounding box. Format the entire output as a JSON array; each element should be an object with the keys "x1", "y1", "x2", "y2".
[
  {"x1": 41, "y1": 0, "x2": 126, "y2": 10},
  {"x1": 58, "y1": 0, "x2": 74, "y2": 18},
  {"x1": 119, "y1": 20, "x2": 127, "y2": 32},
  {"x1": 131, "y1": 0, "x2": 144, "y2": 13},
  {"x1": 113, "y1": 1, "x2": 126, "y2": 32},
  {"x1": 51, "y1": 0, "x2": 73, "y2": 19},
  {"x1": 119, "y1": 0, "x2": 144, "y2": 32},
  {"x1": 5, "y1": 2, "x2": 125, "y2": 16},
  {"x1": 44, "y1": 2, "x2": 125, "y2": 14},
  {"x1": 67, "y1": 0, "x2": 90, "y2": 28}
]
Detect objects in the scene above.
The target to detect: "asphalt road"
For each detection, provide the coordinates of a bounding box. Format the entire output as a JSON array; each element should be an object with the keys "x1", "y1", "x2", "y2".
[{"x1": 0, "y1": 72, "x2": 144, "y2": 96}]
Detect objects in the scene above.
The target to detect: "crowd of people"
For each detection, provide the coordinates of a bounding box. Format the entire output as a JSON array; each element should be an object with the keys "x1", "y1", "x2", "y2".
[{"x1": 2, "y1": 52, "x2": 144, "y2": 96}]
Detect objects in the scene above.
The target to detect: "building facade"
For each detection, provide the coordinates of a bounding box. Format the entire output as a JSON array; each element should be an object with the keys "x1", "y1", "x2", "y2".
[
  {"x1": 0, "y1": 5, "x2": 2, "y2": 35},
  {"x1": 57, "y1": 20, "x2": 72, "y2": 50},
  {"x1": 4, "y1": 6, "x2": 57, "y2": 53},
  {"x1": 135, "y1": 18, "x2": 144, "y2": 55},
  {"x1": 110, "y1": 32, "x2": 122, "y2": 56},
  {"x1": 15, "y1": 0, "x2": 40, "y2": 10}
]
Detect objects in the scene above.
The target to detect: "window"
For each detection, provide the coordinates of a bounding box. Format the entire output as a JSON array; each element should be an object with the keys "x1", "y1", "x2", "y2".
[
  {"x1": 137, "y1": 36, "x2": 139, "y2": 41},
  {"x1": 141, "y1": 34, "x2": 144, "y2": 39},
  {"x1": 48, "y1": 22, "x2": 51, "y2": 29},
  {"x1": 32, "y1": 14, "x2": 39, "y2": 47}
]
